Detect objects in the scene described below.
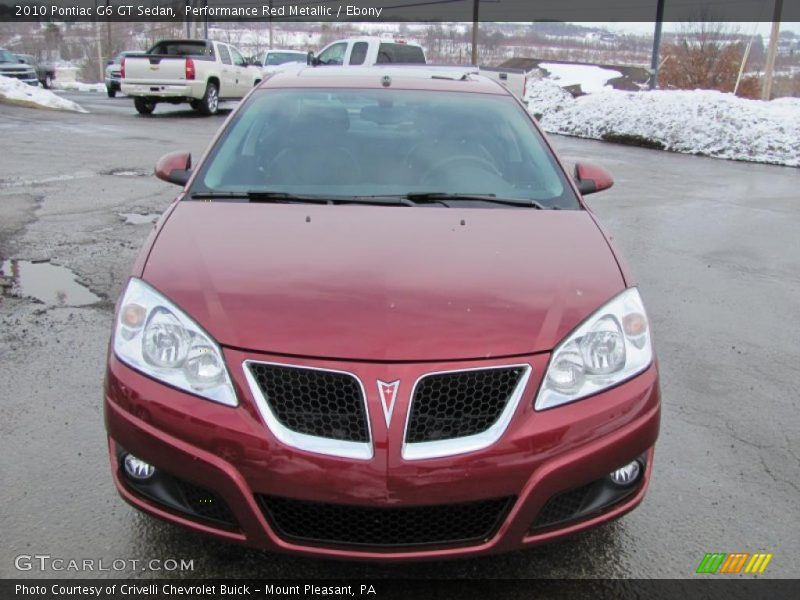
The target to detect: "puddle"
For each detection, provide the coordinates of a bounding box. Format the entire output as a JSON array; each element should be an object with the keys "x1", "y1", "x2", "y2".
[
  {"x1": 0, "y1": 259, "x2": 100, "y2": 306},
  {"x1": 120, "y1": 212, "x2": 160, "y2": 225},
  {"x1": 105, "y1": 168, "x2": 150, "y2": 177}
]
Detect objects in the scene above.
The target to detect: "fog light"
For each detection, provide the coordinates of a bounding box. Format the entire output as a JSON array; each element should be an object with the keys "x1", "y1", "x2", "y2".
[
  {"x1": 609, "y1": 460, "x2": 641, "y2": 486},
  {"x1": 123, "y1": 453, "x2": 155, "y2": 480}
]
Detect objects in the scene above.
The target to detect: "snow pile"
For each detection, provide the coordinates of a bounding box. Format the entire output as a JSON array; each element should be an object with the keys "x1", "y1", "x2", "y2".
[
  {"x1": 0, "y1": 75, "x2": 87, "y2": 112},
  {"x1": 525, "y1": 77, "x2": 574, "y2": 118},
  {"x1": 539, "y1": 62, "x2": 621, "y2": 93},
  {"x1": 53, "y1": 80, "x2": 106, "y2": 93},
  {"x1": 526, "y1": 82, "x2": 800, "y2": 168}
]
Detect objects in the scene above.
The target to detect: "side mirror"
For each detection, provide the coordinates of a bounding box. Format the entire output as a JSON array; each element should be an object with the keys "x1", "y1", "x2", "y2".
[
  {"x1": 574, "y1": 162, "x2": 614, "y2": 195},
  {"x1": 307, "y1": 51, "x2": 318, "y2": 66},
  {"x1": 155, "y1": 151, "x2": 192, "y2": 186}
]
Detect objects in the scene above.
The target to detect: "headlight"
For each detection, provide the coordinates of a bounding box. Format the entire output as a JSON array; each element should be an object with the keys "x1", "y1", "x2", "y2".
[
  {"x1": 535, "y1": 287, "x2": 653, "y2": 410},
  {"x1": 113, "y1": 278, "x2": 237, "y2": 406}
]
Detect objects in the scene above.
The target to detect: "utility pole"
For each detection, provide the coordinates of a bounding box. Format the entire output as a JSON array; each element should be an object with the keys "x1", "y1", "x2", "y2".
[
  {"x1": 269, "y1": 0, "x2": 274, "y2": 49},
  {"x1": 470, "y1": 0, "x2": 479, "y2": 65},
  {"x1": 203, "y1": 0, "x2": 208, "y2": 40},
  {"x1": 105, "y1": 0, "x2": 111, "y2": 62},
  {"x1": 649, "y1": 0, "x2": 665, "y2": 89},
  {"x1": 761, "y1": 0, "x2": 783, "y2": 100},
  {"x1": 94, "y1": 0, "x2": 103, "y2": 81}
]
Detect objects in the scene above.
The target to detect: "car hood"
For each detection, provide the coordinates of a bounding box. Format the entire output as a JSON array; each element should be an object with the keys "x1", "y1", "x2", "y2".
[{"x1": 142, "y1": 202, "x2": 624, "y2": 361}]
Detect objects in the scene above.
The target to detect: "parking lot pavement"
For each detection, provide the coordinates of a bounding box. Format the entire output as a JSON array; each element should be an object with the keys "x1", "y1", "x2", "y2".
[{"x1": 1, "y1": 94, "x2": 798, "y2": 579}]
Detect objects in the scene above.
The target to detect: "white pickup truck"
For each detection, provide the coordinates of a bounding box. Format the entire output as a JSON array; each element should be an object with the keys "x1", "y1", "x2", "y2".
[
  {"x1": 309, "y1": 37, "x2": 528, "y2": 100},
  {"x1": 121, "y1": 39, "x2": 262, "y2": 116}
]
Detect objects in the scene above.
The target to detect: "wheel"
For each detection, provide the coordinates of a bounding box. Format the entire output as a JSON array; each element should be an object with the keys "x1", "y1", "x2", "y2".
[
  {"x1": 197, "y1": 82, "x2": 219, "y2": 115},
  {"x1": 43, "y1": 74, "x2": 53, "y2": 89},
  {"x1": 134, "y1": 97, "x2": 155, "y2": 115},
  {"x1": 106, "y1": 86, "x2": 116, "y2": 98}
]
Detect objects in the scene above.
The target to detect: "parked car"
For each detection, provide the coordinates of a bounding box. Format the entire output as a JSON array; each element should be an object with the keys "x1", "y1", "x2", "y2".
[
  {"x1": 105, "y1": 66, "x2": 660, "y2": 560},
  {"x1": 121, "y1": 39, "x2": 261, "y2": 115},
  {"x1": 105, "y1": 50, "x2": 144, "y2": 98},
  {"x1": 311, "y1": 36, "x2": 426, "y2": 67},
  {"x1": 13, "y1": 53, "x2": 56, "y2": 88},
  {"x1": 260, "y1": 48, "x2": 307, "y2": 75},
  {"x1": 310, "y1": 37, "x2": 529, "y2": 99},
  {"x1": 0, "y1": 48, "x2": 38, "y2": 86}
]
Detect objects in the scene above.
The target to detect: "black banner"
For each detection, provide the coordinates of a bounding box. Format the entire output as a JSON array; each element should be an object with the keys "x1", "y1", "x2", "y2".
[
  {"x1": 2, "y1": 0, "x2": 799, "y2": 23},
  {"x1": 3, "y1": 579, "x2": 800, "y2": 600}
]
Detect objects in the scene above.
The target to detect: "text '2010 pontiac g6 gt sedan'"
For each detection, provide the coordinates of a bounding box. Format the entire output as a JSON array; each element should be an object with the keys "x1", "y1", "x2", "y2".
[{"x1": 104, "y1": 66, "x2": 660, "y2": 561}]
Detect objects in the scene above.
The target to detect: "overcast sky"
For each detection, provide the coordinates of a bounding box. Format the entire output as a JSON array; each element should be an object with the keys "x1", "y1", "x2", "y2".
[{"x1": 576, "y1": 22, "x2": 800, "y2": 37}]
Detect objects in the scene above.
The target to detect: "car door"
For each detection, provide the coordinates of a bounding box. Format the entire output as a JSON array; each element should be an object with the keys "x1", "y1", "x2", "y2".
[
  {"x1": 316, "y1": 41, "x2": 347, "y2": 66},
  {"x1": 216, "y1": 43, "x2": 235, "y2": 98},
  {"x1": 228, "y1": 45, "x2": 252, "y2": 96}
]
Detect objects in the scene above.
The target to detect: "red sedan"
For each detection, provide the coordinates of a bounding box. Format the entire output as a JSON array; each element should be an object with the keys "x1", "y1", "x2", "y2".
[{"x1": 104, "y1": 66, "x2": 660, "y2": 560}]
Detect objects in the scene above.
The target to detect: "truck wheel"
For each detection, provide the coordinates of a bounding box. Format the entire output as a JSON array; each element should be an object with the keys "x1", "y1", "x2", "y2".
[
  {"x1": 134, "y1": 97, "x2": 155, "y2": 115},
  {"x1": 197, "y1": 82, "x2": 219, "y2": 115},
  {"x1": 43, "y1": 74, "x2": 53, "y2": 89},
  {"x1": 107, "y1": 86, "x2": 116, "y2": 98}
]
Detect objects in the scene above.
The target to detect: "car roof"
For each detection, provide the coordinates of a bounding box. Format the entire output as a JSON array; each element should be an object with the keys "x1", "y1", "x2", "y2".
[
  {"x1": 259, "y1": 65, "x2": 508, "y2": 95},
  {"x1": 329, "y1": 36, "x2": 423, "y2": 48}
]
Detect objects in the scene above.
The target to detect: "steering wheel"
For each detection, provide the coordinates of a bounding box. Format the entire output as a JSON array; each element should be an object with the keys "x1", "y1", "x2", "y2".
[{"x1": 421, "y1": 155, "x2": 501, "y2": 185}]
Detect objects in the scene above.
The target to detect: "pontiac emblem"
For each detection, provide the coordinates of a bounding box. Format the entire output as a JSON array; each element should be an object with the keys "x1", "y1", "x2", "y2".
[{"x1": 377, "y1": 380, "x2": 400, "y2": 427}]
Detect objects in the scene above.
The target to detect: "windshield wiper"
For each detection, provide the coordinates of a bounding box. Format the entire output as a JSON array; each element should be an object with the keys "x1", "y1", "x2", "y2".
[
  {"x1": 190, "y1": 191, "x2": 329, "y2": 203},
  {"x1": 190, "y1": 191, "x2": 414, "y2": 206},
  {"x1": 404, "y1": 193, "x2": 546, "y2": 209}
]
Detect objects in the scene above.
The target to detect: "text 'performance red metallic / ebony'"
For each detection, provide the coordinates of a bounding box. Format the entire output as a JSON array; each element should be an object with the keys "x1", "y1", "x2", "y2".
[{"x1": 104, "y1": 66, "x2": 660, "y2": 560}]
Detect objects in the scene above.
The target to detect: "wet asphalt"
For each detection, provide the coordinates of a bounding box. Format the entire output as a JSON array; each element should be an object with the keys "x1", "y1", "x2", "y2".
[{"x1": 0, "y1": 91, "x2": 798, "y2": 580}]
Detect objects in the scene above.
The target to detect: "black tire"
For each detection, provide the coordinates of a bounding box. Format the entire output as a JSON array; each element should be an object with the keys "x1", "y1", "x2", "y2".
[
  {"x1": 106, "y1": 86, "x2": 116, "y2": 98},
  {"x1": 134, "y1": 97, "x2": 155, "y2": 115},
  {"x1": 43, "y1": 74, "x2": 53, "y2": 89},
  {"x1": 197, "y1": 82, "x2": 219, "y2": 115},
  {"x1": 189, "y1": 99, "x2": 201, "y2": 110}
]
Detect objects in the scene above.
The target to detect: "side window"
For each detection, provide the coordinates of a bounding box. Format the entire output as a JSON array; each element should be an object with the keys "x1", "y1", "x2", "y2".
[
  {"x1": 349, "y1": 42, "x2": 368, "y2": 65},
  {"x1": 376, "y1": 44, "x2": 395, "y2": 64},
  {"x1": 218, "y1": 44, "x2": 232, "y2": 65},
  {"x1": 377, "y1": 44, "x2": 425, "y2": 64},
  {"x1": 317, "y1": 42, "x2": 346, "y2": 66},
  {"x1": 229, "y1": 46, "x2": 246, "y2": 67}
]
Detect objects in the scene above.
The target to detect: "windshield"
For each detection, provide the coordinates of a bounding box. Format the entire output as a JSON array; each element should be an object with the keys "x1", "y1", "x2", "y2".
[
  {"x1": 0, "y1": 49, "x2": 17, "y2": 63},
  {"x1": 193, "y1": 88, "x2": 578, "y2": 209},
  {"x1": 266, "y1": 52, "x2": 305, "y2": 65}
]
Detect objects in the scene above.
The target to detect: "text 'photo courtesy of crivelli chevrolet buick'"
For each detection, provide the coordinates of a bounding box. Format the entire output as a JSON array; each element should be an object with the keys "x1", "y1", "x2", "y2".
[{"x1": 104, "y1": 64, "x2": 660, "y2": 561}]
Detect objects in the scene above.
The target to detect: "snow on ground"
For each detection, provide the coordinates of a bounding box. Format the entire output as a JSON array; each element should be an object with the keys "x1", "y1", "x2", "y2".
[
  {"x1": 526, "y1": 79, "x2": 799, "y2": 168},
  {"x1": 0, "y1": 75, "x2": 87, "y2": 112},
  {"x1": 52, "y1": 80, "x2": 106, "y2": 93},
  {"x1": 538, "y1": 62, "x2": 622, "y2": 93}
]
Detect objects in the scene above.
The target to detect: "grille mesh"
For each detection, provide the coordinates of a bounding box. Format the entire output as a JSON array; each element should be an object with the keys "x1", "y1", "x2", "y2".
[
  {"x1": 260, "y1": 495, "x2": 514, "y2": 548},
  {"x1": 249, "y1": 363, "x2": 369, "y2": 442},
  {"x1": 406, "y1": 367, "x2": 525, "y2": 443}
]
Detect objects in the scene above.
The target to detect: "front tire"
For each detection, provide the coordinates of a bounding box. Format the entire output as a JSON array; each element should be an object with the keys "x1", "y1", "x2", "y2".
[
  {"x1": 106, "y1": 86, "x2": 117, "y2": 98},
  {"x1": 197, "y1": 82, "x2": 219, "y2": 115},
  {"x1": 43, "y1": 74, "x2": 53, "y2": 89},
  {"x1": 134, "y1": 97, "x2": 155, "y2": 115}
]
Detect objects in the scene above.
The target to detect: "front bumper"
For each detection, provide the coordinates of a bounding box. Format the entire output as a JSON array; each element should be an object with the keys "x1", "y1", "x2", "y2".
[{"x1": 105, "y1": 349, "x2": 660, "y2": 560}]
